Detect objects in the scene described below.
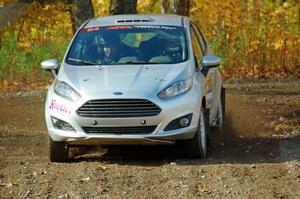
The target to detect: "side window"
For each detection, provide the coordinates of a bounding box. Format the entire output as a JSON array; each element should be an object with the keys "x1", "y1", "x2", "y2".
[
  {"x1": 190, "y1": 27, "x2": 203, "y2": 65},
  {"x1": 191, "y1": 23, "x2": 206, "y2": 53}
]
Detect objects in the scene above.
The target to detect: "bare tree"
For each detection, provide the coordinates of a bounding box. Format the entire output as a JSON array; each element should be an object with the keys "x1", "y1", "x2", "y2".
[
  {"x1": 109, "y1": 0, "x2": 137, "y2": 15},
  {"x1": 161, "y1": 0, "x2": 190, "y2": 16},
  {"x1": 68, "y1": 0, "x2": 94, "y2": 33}
]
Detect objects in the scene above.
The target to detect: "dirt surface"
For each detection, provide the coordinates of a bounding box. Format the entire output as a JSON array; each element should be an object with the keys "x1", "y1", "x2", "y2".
[{"x1": 0, "y1": 80, "x2": 299, "y2": 198}]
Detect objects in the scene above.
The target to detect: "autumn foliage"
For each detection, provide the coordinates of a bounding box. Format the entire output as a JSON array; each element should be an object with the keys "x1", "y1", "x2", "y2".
[
  {"x1": 0, "y1": 1, "x2": 73, "y2": 85},
  {"x1": 188, "y1": 0, "x2": 299, "y2": 78},
  {"x1": 0, "y1": 0, "x2": 299, "y2": 88}
]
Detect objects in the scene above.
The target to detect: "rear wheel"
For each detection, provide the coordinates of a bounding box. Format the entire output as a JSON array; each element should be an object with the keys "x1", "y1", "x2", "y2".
[
  {"x1": 49, "y1": 139, "x2": 69, "y2": 162},
  {"x1": 184, "y1": 107, "x2": 209, "y2": 158}
]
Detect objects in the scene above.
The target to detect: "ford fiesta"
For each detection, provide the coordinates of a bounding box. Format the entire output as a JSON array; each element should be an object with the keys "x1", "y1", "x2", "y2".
[{"x1": 41, "y1": 14, "x2": 225, "y2": 162}]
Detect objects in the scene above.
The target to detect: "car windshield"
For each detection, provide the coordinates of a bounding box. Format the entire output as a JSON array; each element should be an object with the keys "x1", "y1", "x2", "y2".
[{"x1": 66, "y1": 25, "x2": 188, "y2": 65}]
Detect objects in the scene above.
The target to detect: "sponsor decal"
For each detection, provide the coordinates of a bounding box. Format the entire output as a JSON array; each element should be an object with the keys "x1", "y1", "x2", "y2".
[
  {"x1": 49, "y1": 99, "x2": 71, "y2": 114},
  {"x1": 86, "y1": 27, "x2": 100, "y2": 32},
  {"x1": 81, "y1": 27, "x2": 100, "y2": 33},
  {"x1": 135, "y1": 25, "x2": 178, "y2": 30},
  {"x1": 107, "y1": 26, "x2": 133, "y2": 30},
  {"x1": 80, "y1": 25, "x2": 178, "y2": 34}
]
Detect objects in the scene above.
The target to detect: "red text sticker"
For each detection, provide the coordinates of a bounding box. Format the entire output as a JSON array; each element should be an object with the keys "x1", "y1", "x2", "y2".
[
  {"x1": 84, "y1": 27, "x2": 100, "y2": 32},
  {"x1": 106, "y1": 26, "x2": 133, "y2": 30}
]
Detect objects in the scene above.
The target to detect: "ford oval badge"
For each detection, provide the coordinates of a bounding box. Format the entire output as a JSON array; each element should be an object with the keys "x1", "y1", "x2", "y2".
[{"x1": 113, "y1": 92, "x2": 123, "y2": 95}]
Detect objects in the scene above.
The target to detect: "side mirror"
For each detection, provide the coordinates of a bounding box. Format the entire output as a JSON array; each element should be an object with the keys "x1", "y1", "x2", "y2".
[
  {"x1": 201, "y1": 55, "x2": 221, "y2": 68},
  {"x1": 41, "y1": 59, "x2": 59, "y2": 78}
]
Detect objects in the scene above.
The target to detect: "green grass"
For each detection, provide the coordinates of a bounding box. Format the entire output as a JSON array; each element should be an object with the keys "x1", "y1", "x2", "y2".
[{"x1": 0, "y1": 31, "x2": 69, "y2": 82}]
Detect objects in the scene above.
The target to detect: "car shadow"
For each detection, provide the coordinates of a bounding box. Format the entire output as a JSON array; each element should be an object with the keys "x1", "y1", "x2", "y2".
[{"x1": 72, "y1": 115, "x2": 300, "y2": 166}]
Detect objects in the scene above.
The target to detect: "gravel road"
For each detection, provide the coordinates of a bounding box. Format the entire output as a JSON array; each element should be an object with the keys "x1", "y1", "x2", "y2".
[{"x1": 0, "y1": 80, "x2": 299, "y2": 198}]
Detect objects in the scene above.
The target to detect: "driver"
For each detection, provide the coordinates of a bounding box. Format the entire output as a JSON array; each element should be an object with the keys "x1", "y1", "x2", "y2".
[
  {"x1": 101, "y1": 43, "x2": 118, "y2": 64},
  {"x1": 163, "y1": 38, "x2": 183, "y2": 62}
]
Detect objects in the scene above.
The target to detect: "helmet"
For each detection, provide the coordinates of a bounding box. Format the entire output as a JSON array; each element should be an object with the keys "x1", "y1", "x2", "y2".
[{"x1": 165, "y1": 37, "x2": 181, "y2": 53}]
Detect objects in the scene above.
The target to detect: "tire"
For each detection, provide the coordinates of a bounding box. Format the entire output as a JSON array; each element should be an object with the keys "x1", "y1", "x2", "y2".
[
  {"x1": 49, "y1": 139, "x2": 69, "y2": 162},
  {"x1": 184, "y1": 107, "x2": 209, "y2": 158},
  {"x1": 209, "y1": 86, "x2": 226, "y2": 146},
  {"x1": 216, "y1": 86, "x2": 226, "y2": 133}
]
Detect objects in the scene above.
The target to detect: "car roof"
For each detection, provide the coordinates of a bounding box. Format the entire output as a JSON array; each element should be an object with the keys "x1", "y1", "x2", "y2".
[{"x1": 84, "y1": 14, "x2": 190, "y2": 28}]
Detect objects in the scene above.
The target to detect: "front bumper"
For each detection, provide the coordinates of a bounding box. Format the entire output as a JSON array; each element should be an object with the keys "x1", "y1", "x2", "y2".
[
  {"x1": 45, "y1": 87, "x2": 202, "y2": 146},
  {"x1": 47, "y1": 126, "x2": 197, "y2": 146}
]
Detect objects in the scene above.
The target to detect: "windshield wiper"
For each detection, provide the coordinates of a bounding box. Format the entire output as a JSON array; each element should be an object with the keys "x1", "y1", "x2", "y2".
[
  {"x1": 119, "y1": 61, "x2": 154, "y2": 65},
  {"x1": 68, "y1": 57, "x2": 98, "y2": 65}
]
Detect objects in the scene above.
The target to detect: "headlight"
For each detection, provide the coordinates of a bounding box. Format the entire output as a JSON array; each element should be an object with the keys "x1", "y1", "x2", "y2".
[
  {"x1": 158, "y1": 78, "x2": 193, "y2": 99},
  {"x1": 54, "y1": 80, "x2": 80, "y2": 101}
]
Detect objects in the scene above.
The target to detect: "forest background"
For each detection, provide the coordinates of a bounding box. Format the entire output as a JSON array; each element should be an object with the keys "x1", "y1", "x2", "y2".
[{"x1": 0, "y1": 0, "x2": 299, "y2": 90}]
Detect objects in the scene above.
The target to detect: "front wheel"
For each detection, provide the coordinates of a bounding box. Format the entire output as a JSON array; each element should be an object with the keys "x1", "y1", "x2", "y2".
[
  {"x1": 49, "y1": 139, "x2": 69, "y2": 162},
  {"x1": 184, "y1": 107, "x2": 209, "y2": 158}
]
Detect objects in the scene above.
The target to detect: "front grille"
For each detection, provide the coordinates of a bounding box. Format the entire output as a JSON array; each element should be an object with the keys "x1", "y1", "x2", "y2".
[
  {"x1": 82, "y1": 126, "x2": 157, "y2": 134},
  {"x1": 77, "y1": 99, "x2": 161, "y2": 118}
]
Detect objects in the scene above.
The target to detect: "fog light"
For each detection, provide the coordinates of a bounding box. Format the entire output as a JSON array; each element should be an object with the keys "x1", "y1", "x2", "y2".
[
  {"x1": 54, "y1": 120, "x2": 64, "y2": 129},
  {"x1": 51, "y1": 116, "x2": 75, "y2": 132},
  {"x1": 164, "y1": 114, "x2": 193, "y2": 131},
  {"x1": 179, "y1": 118, "x2": 189, "y2": 127}
]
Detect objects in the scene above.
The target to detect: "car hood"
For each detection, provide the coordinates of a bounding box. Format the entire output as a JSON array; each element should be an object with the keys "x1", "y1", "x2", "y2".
[{"x1": 58, "y1": 61, "x2": 194, "y2": 97}]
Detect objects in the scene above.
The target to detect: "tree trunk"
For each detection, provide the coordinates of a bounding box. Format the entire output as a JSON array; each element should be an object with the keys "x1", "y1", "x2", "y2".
[
  {"x1": 161, "y1": 0, "x2": 171, "y2": 14},
  {"x1": 68, "y1": 0, "x2": 94, "y2": 33},
  {"x1": 161, "y1": 0, "x2": 190, "y2": 16},
  {"x1": 109, "y1": 0, "x2": 137, "y2": 15}
]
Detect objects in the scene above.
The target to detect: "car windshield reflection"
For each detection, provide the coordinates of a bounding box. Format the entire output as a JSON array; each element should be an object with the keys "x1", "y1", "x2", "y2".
[{"x1": 66, "y1": 25, "x2": 188, "y2": 65}]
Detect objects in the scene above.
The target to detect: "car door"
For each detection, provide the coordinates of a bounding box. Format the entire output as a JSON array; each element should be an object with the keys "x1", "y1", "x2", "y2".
[{"x1": 190, "y1": 23, "x2": 220, "y2": 122}]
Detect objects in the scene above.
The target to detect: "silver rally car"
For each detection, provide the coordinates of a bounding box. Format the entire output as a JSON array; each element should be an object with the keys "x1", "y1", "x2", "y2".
[{"x1": 41, "y1": 14, "x2": 225, "y2": 162}]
